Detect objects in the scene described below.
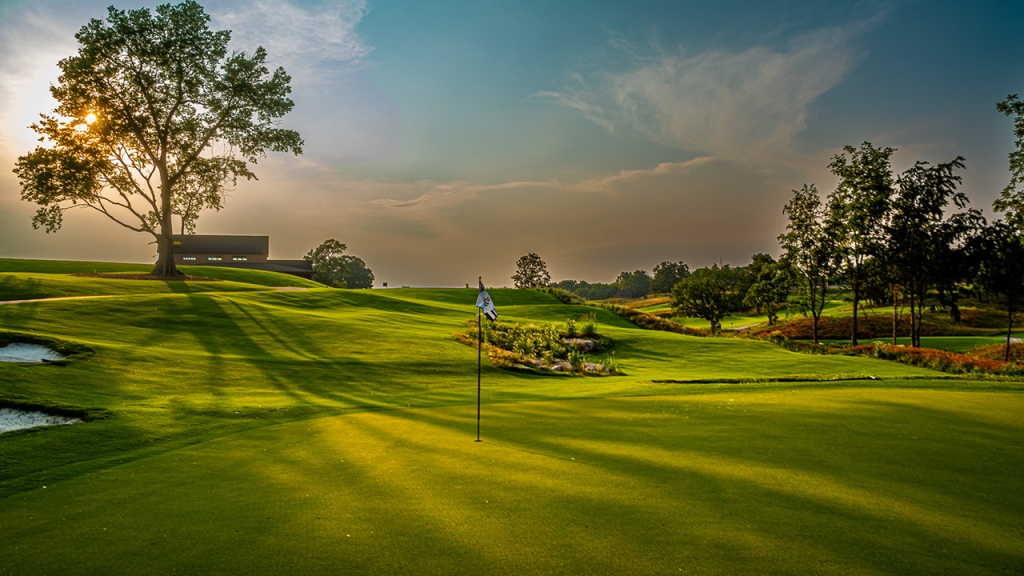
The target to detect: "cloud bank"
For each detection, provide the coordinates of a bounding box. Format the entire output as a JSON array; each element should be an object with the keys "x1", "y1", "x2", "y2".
[{"x1": 541, "y1": 26, "x2": 865, "y2": 166}]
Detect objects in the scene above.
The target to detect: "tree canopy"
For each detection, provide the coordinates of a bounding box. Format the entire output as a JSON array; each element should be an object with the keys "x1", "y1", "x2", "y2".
[{"x1": 13, "y1": 1, "x2": 302, "y2": 276}]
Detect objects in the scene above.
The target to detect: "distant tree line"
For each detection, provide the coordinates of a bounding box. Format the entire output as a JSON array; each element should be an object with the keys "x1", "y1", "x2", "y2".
[{"x1": 512, "y1": 95, "x2": 1024, "y2": 359}]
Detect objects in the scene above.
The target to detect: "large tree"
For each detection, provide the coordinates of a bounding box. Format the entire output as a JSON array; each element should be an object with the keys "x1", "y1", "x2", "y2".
[
  {"x1": 827, "y1": 142, "x2": 895, "y2": 345},
  {"x1": 512, "y1": 253, "x2": 551, "y2": 288},
  {"x1": 779, "y1": 184, "x2": 839, "y2": 344},
  {"x1": 13, "y1": 1, "x2": 302, "y2": 277}
]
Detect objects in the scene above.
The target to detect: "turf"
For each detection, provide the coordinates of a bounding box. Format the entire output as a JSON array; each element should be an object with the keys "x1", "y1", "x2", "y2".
[
  {"x1": 0, "y1": 265, "x2": 1021, "y2": 574},
  {"x1": 821, "y1": 335, "x2": 1024, "y2": 353},
  {"x1": 0, "y1": 258, "x2": 322, "y2": 288}
]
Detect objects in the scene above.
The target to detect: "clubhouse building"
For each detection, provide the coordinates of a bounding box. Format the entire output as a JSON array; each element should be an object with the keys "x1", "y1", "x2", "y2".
[{"x1": 172, "y1": 235, "x2": 314, "y2": 279}]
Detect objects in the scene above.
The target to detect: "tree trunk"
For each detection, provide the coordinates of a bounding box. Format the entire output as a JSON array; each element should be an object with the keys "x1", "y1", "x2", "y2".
[
  {"x1": 150, "y1": 169, "x2": 182, "y2": 278},
  {"x1": 907, "y1": 287, "x2": 915, "y2": 347},
  {"x1": 892, "y1": 284, "x2": 899, "y2": 345},
  {"x1": 1007, "y1": 302, "x2": 1014, "y2": 363},
  {"x1": 851, "y1": 282, "x2": 859, "y2": 346}
]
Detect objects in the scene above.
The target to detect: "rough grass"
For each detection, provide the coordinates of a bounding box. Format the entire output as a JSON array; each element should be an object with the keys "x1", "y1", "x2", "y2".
[{"x1": 0, "y1": 267, "x2": 1021, "y2": 574}]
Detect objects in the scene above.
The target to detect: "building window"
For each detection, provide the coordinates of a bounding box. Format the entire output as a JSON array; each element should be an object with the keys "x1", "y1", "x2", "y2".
[
  {"x1": 232, "y1": 256, "x2": 248, "y2": 261},
  {"x1": 207, "y1": 255, "x2": 222, "y2": 261},
  {"x1": 182, "y1": 255, "x2": 196, "y2": 261}
]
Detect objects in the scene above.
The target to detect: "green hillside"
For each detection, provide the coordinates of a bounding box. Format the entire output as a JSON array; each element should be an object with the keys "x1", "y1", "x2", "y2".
[{"x1": 0, "y1": 264, "x2": 1021, "y2": 575}]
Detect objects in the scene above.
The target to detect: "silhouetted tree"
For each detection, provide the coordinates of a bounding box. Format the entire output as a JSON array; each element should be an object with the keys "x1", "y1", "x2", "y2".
[{"x1": 512, "y1": 253, "x2": 551, "y2": 288}]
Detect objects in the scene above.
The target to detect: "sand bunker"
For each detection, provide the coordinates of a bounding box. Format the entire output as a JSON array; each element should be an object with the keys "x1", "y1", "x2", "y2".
[
  {"x1": 0, "y1": 408, "x2": 81, "y2": 434},
  {"x1": 0, "y1": 343, "x2": 65, "y2": 363}
]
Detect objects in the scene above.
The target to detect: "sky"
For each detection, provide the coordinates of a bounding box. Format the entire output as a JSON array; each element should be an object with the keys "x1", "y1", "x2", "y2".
[{"x1": 0, "y1": 0, "x2": 1021, "y2": 286}]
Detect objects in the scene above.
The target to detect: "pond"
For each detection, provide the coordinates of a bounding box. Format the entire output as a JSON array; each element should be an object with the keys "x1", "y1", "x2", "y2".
[
  {"x1": 0, "y1": 408, "x2": 81, "y2": 434},
  {"x1": 0, "y1": 343, "x2": 65, "y2": 363}
]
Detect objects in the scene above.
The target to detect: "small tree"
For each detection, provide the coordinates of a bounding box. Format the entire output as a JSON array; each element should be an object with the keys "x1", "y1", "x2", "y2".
[
  {"x1": 13, "y1": 1, "x2": 302, "y2": 277},
  {"x1": 512, "y1": 253, "x2": 551, "y2": 288},
  {"x1": 670, "y1": 265, "x2": 745, "y2": 334},
  {"x1": 304, "y1": 239, "x2": 349, "y2": 286},
  {"x1": 651, "y1": 261, "x2": 690, "y2": 294},
  {"x1": 615, "y1": 270, "x2": 652, "y2": 298}
]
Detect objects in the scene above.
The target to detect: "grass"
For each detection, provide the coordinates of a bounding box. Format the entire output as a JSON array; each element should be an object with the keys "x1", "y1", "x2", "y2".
[
  {"x1": 0, "y1": 258, "x2": 322, "y2": 288},
  {"x1": 0, "y1": 263, "x2": 1021, "y2": 574},
  {"x1": 821, "y1": 335, "x2": 1024, "y2": 353}
]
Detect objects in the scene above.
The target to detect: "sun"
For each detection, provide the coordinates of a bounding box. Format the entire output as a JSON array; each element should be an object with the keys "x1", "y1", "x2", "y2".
[{"x1": 85, "y1": 112, "x2": 97, "y2": 124}]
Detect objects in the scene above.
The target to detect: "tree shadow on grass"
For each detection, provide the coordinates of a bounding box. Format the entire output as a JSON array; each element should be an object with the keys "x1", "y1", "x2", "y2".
[{"x1": 347, "y1": 392, "x2": 1024, "y2": 575}]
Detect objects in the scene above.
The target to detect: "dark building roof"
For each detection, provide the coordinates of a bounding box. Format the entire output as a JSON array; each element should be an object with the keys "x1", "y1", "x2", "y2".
[
  {"x1": 173, "y1": 235, "x2": 268, "y2": 255},
  {"x1": 267, "y1": 259, "x2": 312, "y2": 270}
]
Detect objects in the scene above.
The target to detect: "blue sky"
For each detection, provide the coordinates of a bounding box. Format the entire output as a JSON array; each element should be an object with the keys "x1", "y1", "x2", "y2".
[{"x1": 0, "y1": 0, "x2": 1021, "y2": 285}]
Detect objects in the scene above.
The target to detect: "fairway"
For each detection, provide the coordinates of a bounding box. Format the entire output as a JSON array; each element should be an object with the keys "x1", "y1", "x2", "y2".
[{"x1": 1, "y1": 265, "x2": 1022, "y2": 574}]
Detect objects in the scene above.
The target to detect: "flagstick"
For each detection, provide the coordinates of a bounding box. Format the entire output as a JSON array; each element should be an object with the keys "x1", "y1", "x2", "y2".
[{"x1": 476, "y1": 306, "x2": 482, "y2": 442}]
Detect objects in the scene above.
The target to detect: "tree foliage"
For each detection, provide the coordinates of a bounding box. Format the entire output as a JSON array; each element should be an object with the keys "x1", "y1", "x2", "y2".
[
  {"x1": 304, "y1": 239, "x2": 349, "y2": 286},
  {"x1": 651, "y1": 261, "x2": 690, "y2": 294},
  {"x1": 512, "y1": 253, "x2": 551, "y2": 289},
  {"x1": 13, "y1": 1, "x2": 302, "y2": 276}
]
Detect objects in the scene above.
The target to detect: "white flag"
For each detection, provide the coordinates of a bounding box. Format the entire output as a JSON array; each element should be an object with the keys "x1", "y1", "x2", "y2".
[{"x1": 476, "y1": 278, "x2": 498, "y2": 321}]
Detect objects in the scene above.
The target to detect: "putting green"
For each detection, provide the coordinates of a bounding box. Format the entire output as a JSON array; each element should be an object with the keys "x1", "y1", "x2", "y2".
[{"x1": 1, "y1": 388, "x2": 1021, "y2": 575}]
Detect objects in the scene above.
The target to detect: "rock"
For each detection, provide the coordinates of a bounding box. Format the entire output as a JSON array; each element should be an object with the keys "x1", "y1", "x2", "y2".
[{"x1": 563, "y1": 338, "x2": 596, "y2": 352}]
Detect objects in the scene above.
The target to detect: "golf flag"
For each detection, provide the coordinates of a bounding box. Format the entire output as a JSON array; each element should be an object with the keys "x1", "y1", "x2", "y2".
[{"x1": 476, "y1": 278, "x2": 498, "y2": 321}]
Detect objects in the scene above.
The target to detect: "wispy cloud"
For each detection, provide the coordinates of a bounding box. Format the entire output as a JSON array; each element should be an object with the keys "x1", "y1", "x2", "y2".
[
  {"x1": 540, "y1": 25, "x2": 869, "y2": 166},
  {"x1": 212, "y1": 0, "x2": 372, "y2": 82}
]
